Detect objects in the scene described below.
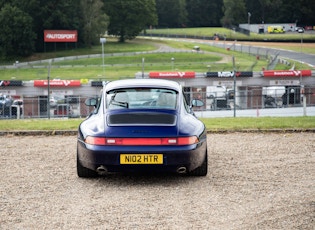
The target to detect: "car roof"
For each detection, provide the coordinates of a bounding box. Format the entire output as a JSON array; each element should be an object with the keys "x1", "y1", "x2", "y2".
[{"x1": 104, "y1": 79, "x2": 181, "y2": 92}]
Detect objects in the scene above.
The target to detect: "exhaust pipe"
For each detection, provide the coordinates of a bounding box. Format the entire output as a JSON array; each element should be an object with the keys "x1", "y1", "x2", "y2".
[
  {"x1": 176, "y1": 166, "x2": 187, "y2": 174},
  {"x1": 96, "y1": 165, "x2": 108, "y2": 175}
]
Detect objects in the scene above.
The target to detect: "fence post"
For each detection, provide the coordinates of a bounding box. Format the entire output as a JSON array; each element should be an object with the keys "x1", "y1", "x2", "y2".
[{"x1": 233, "y1": 56, "x2": 236, "y2": 117}]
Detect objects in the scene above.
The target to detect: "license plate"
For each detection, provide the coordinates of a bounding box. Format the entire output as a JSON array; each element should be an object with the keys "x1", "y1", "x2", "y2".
[{"x1": 120, "y1": 154, "x2": 163, "y2": 164}]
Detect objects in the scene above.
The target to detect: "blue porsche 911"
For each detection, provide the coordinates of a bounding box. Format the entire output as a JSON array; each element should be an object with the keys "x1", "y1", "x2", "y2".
[{"x1": 77, "y1": 79, "x2": 208, "y2": 177}]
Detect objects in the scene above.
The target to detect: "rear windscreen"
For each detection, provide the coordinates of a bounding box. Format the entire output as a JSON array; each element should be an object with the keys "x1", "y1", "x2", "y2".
[{"x1": 106, "y1": 88, "x2": 178, "y2": 110}]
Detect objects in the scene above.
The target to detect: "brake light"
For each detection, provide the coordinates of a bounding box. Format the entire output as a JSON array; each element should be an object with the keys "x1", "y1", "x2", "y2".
[
  {"x1": 177, "y1": 136, "x2": 199, "y2": 145},
  {"x1": 85, "y1": 136, "x2": 199, "y2": 146},
  {"x1": 85, "y1": 136, "x2": 106, "y2": 145}
]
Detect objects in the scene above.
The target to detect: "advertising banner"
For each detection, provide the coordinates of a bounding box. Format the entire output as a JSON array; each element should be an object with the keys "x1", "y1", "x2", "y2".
[
  {"x1": 149, "y1": 72, "x2": 195, "y2": 78},
  {"x1": 34, "y1": 80, "x2": 81, "y2": 87},
  {"x1": 206, "y1": 71, "x2": 253, "y2": 78},
  {"x1": 263, "y1": 70, "x2": 312, "y2": 77},
  {"x1": 0, "y1": 80, "x2": 23, "y2": 87},
  {"x1": 44, "y1": 30, "x2": 78, "y2": 42},
  {"x1": 91, "y1": 81, "x2": 103, "y2": 87}
]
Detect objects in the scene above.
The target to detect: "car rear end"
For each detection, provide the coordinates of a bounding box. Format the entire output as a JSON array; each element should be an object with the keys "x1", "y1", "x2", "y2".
[
  {"x1": 77, "y1": 79, "x2": 207, "y2": 177},
  {"x1": 77, "y1": 109, "x2": 207, "y2": 175}
]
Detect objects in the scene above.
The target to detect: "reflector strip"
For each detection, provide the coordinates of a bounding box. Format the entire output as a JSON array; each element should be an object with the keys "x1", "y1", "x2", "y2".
[{"x1": 85, "y1": 136, "x2": 199, "y2": 146}]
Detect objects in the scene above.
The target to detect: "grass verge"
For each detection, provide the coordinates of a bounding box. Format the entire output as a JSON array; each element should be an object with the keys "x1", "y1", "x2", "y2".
[
  {"x1": 0, "y1": 116, "x2": 314, "y2": 132},
  {"x1": 200, "y1": 116, "x2": 315, "y2": 132},
  {"x1": 145, "y1": 27, "x2": 315, "y2": 45}
]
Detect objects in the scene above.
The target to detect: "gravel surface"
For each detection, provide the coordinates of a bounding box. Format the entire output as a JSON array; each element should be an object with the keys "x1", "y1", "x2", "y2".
[{"x1": 0, "y1": 133, "x2": 314, "y2": 229}]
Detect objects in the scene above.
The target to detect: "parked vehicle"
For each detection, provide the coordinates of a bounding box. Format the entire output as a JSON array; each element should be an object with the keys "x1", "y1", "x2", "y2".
[
  {"x1": 267, "y1": 26, "x2": 285, "y2": 33},
  {"x1": 0, "y1": 94, "x2": 13, "y2": 116},
  {"x1": 77, "y1": 79, "x2": 208, "y2": 177},
  {"x1": 50, "y1": 95, "x2": 64, "y2": 108},
  {"x1": 206, "y1": 86, "x2": 226, "y2": 98},
  {"x1": 11, "y1": 100, "x2": 23, "y2": 117},
  {"x1": 262, "y1": 86, "x2": 285, "y2": 108},
  {"x1": 264, "y1": 95, "x2": 277, "y2": 108}
]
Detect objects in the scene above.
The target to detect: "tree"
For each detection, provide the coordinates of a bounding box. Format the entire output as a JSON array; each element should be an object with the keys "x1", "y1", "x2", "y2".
[
  {"x1": 103, "y1": 0, "x2": 157, "y2": 42},
  {"x1": 257, "y1": 0, "x2": 282, "y2": 23},
  {"x1": 0, "y1": 4, "x2": 36, "y2": 57},
  {"x1": 81, "y1": 0, "x2": 109, "y2": 47},
  {"x1": 299, "y1": 0, "x2": 315, "y2": 25},
  {"x1": 31, "y1": 0, "x2": 83, "y2": 51},
  {"x1": 221, "y1": 0, "x2": 246, "y2": 26},
  {"x1": 245, "y1": 0, "x2": 315, "y2": 25},
  {"x1": 186, "y1": 0, "x2": 223, "y2": 27},
  {"x1": 156, "y1": 0, "x2": 187, "y2": 28}
]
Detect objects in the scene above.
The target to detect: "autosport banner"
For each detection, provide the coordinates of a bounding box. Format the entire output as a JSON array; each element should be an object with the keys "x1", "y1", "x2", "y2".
[
  {"x1": 34, "y1": 80, "x2": 81, "y2": 87},
  {"x1": 149, "y1": 72, "x2": 195, "y2": 78},
  {"x1": 0, "y1": 80, "x2": 23, "y2": 87},
  {"x1": 263, "y1": 70, "x2": 312, "y2": 77},
  {"x1": 206, "y1": 71, "x2": 253, "y2": 78},
  {"x1": 44, "y1": 30, "x2": 78, "y2": 42}
]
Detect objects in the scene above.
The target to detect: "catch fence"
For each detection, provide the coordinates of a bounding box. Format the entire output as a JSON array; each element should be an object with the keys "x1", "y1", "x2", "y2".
[{"x1": 1, "y1": 85, "x2": 314, "y2": 119}]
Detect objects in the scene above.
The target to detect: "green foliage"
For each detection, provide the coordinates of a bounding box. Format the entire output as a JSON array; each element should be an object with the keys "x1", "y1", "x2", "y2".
[
  {"x1": 200, "y1": 116, "x2": 315, "y2": 131},
  {"x1": 186, "y1": 0, "x2": 223, "y2": 27},
  {"x1": 1, "y1": 0, "x2": 315, "y2": 60},
  {"x1": 81, "y1": 0, "x2": 109, "y2": 47},
  {"x1": 221, "y1": 0, "x2": 247, "y2": 26},
  {"x1": 145, "y1": 27, "x2": 315, "y2": 43},
  {"x1": 0, "y1": 117, "x2": 314, "y2": 131},
  {"x1": 0, "y1": 37, "x2": 312, "y2": 80},
  {"x1": 104, "y1": 0, "x2": 157, "y2": 42},
  {"x1": 246, "y1": 0, "x2": 315, "y2": 25},
  {"x1": 0, "y1": 119, "x2": 82, "y2": 131},
  {"x1": 155, "y1": 0, "x2": 315, "y2": 27},
  {"x1": 0, "y1": 4, "x2": 36, "y2": 57},
  {"x1": 156, "y1": 0, "x2": 187, "y2": 28}
]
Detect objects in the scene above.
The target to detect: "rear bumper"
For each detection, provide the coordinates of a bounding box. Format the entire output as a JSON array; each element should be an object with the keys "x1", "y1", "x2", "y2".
[{"x1": 77, "y1": 140, "x2": 207, "y2": 173}]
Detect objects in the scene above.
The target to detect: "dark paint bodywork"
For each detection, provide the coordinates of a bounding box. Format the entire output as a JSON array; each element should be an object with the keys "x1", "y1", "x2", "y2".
[{"x1": 77, "y1": 79, "x2": 207, "y2": 176}]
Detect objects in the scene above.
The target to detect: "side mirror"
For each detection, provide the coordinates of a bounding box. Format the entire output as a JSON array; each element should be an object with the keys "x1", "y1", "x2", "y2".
[
  {"x1": 85, "y1": 98, "x2": 98, "y2": 107},
  {"x1": 191, "y1": 99, "x2": 204, "y2": 107}
]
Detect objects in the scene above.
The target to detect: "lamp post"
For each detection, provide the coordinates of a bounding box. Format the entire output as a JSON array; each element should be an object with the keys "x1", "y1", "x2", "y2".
[
  {"x1": 232, "y1": 56, "x2": 236, "y2": 117},
  {"x1": 248, "y1": 12, "x2": 251, "y2": 34},
  {"x1": 100, "y1": 37, "x2": 106, "y2": 77},
  {"x1": 300, "y1": 30, "x2": 304, "y2": 53},
  {"x1": 47, "y1": 59, "x2": 52, "y2": 119},
  {"x1": 171, "y1": 57, "x2": 175, "y2": 71},
  {"x1": 142, "y1": 58, "x2": 145, "y2": 78},
  {"x1": 15, "y1": 61, "x2": 19, "y2": 77}
]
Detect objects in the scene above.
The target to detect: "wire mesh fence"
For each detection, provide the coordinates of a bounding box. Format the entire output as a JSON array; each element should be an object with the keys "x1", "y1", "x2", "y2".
[
  {"x1": 0, "y1": 95, "x2": 93, "y2": 119},
  {"x1": 1, "y1": 85, "x2": 314, "y2": 119},
  {"x1": 189, "y1": 86, "x2": 314, "y2": 110}
]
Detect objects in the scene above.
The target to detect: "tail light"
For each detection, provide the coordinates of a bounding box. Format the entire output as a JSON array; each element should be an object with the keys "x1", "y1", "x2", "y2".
[{"x1": 85, "y1": 136, "x2": 199, "y2": 146}]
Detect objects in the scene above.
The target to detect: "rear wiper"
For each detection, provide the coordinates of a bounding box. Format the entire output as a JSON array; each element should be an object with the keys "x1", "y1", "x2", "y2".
[
  {"x1": 109, "y1": 93, "x2": 129, "y2": 108},
  {"x1": 110, "y1": 100, "x2": 129, "y2": 108}
]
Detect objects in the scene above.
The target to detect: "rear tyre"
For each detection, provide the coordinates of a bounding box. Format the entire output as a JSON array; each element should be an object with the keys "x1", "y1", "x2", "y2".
[
  {"x1": 189, "y1": 151, "x2": 208, "y2": 176},
  {"x1": 77, "y1": 153, "x2": 98, "y2": 178}
]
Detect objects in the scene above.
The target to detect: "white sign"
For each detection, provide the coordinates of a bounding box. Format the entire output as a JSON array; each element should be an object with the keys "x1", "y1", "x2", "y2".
[
  {"x1": 0, "y1": 90, "x2": 16, "y2": 95},
  {"x1": 44, "y1": 90, "x2": 74, "y2": 96},
  {"x1": 100, "y1": 38, "x2": 107, "y2": 44},
  {"x1": 269, "y1": 80, "x2": 300, "y2": 86},
  {"x1": 213, "y1": 81, "x2": 242, "y2": 87},
  {"x1": 218, "y1": 71, "x2": 234, "y2": 77}
]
